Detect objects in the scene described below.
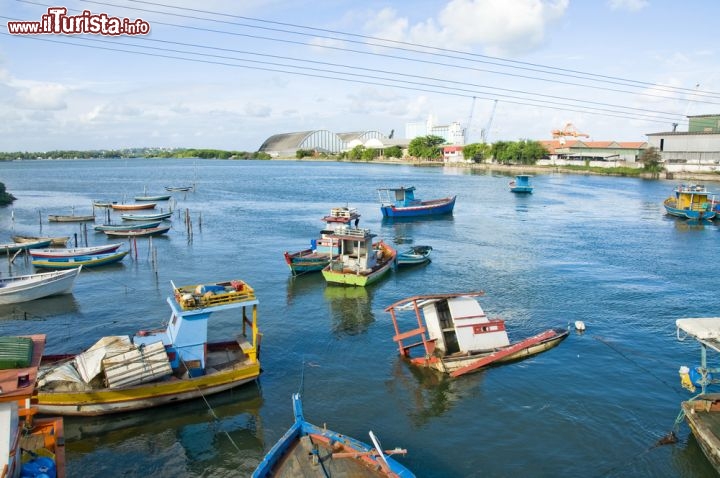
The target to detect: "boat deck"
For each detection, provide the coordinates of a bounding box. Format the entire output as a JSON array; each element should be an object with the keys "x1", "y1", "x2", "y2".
[{"x1": 272, "y1": 434, "x2": 389, "y2": 477}]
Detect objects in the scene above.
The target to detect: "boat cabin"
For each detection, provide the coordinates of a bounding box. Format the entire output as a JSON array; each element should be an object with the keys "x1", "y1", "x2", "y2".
[
  {"x1": 377, "y1": 187, "x2": 420, "y2": 208},
  {"x1": 386, "y1": 292, "x2": 512, "y2": 361},
  {"x1": 670, "y1": 184, "x2": 715, "y2": 211},
  {"x1": 325, "y1": 227, "x2": 380, "y2": 274},
  {"x1": 133, "y1": 281, "x2": 260, "y2": 378}
]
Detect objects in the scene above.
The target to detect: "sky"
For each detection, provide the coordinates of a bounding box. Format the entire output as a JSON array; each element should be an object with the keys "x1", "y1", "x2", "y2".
[{"x1": 1, "y1": 0, "x2": 719, "y2": 152}]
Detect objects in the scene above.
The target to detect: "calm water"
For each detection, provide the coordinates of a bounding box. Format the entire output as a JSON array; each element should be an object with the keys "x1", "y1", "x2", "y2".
[{"x1": 1, "y1": 159, "x2": 720, "y2": 477}]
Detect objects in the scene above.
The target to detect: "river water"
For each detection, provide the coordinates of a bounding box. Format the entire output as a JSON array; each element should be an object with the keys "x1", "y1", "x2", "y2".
[{"x1": 0, "y1": 158, "x2": 719, "y2": 477}]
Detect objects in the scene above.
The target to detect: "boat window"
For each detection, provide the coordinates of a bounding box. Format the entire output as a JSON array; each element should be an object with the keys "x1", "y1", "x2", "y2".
[{"x1": 437, "y1": 300, "x2": 453, "y2": 329}]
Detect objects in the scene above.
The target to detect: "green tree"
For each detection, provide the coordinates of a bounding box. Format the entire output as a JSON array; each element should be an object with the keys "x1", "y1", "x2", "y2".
[
  {"x1": 361, "y1": 148, "x2": 379, "y2": 161},
  {"x1": 348, "y1": 145, "x2": 365, "y2": 160},
  {"x1": 0, "y1": 182, "x2": 16, "y2": 206},
  {"x1": 408, "y1": 135, "x2": 445, "y2": 159},
  {"x1": 384, "y1": 145, "x2": 402, "y2": 158},
  {"x1": 462, "y1": 143, "x2": 491, "y2": 163},
  {"x1": 638, "y1": 146, "x2": 663, "y2": 176}
]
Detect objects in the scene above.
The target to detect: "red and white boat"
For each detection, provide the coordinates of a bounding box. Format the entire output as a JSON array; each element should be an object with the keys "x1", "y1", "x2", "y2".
[{"x1": 384, "y1": 292, "x2": 568, "y2": 377}]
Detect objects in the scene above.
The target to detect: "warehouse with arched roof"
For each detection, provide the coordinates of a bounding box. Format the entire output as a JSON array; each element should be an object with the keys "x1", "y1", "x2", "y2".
[{"x1": 258, "y1": 130, "x2": 390, "y2": 156}]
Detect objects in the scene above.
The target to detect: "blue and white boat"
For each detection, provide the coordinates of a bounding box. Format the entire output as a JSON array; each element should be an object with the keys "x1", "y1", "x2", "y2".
[
  {"x1": 509, "y1": 175, "x2": 533, "y2": 194},
  {"x1": 93, "y1": 221, "x2": 162, "y2": 231},
  {"x1": 378, "y1": 186, "x2": 455, "y2": 218},
  {"x1": 252, "y1": 393, "x2": 414, "y2": 477},
  {"x1": 396, "y1": 245, "x2": 432, "y2": 267}
]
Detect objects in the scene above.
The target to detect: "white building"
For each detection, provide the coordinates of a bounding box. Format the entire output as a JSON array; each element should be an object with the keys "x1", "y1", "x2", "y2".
[
  {"x1": 647, "y1": 114, "x2": 720, "y2": 173},
  {"x1": 406, "y1": 114, "x2": 465, "y2": 145}
]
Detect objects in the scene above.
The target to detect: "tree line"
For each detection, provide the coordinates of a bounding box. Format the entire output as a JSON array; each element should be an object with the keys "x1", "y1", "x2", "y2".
[{"x1": 0, "y1": 148, "x2": 271, "y2": 161}]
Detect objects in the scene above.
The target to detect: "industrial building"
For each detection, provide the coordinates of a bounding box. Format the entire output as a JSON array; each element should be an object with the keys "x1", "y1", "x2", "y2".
[
  {"x1": 647, "y1": 114, "x2": 720, "y2": 173},
  {"x1": 258, "y1": 130, "x2": 407, "y2": 157}
]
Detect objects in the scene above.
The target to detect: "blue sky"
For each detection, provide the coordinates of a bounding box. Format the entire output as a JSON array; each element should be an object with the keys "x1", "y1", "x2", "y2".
[{"x1": 1, "y1": 0, "x2": 719, "y2": 151}]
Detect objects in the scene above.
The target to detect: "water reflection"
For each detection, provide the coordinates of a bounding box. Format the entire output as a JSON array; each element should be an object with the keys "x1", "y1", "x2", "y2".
[
  {"x1": 285, "y1": 273, "x2": 326, "y2": 305},
  {"x1": 386, "y1": 359, "x2": 483, "y2": 426},
  {"x1": 324, "y1": 285, "x2": 373, "y2": 336},
  {"x1": 673, "y1": 219, "x2": 711, "y2": 231},
  {"x1": 381, "y1": 215, "x2": 454, "y2": 245},
  {"x1": 0, "y1": 293, "x2": 80, "y2": 321},
  {"x1": 65, "y1": 388, "x2": 264, "y2": 477}
]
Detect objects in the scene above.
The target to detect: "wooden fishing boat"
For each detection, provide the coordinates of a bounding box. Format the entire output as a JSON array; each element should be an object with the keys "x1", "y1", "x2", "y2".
[
  {"x1": 29, "y1": 243, "x2": 123, "y2": 258},
  {"x1": 32, "y1": 250, "x2": 129, "y2": 269},
  {"x1": 377, "y1": 186, "x2": 456, "y2": 218},
  {"x1": 12, "y1": 235, "x2": 70, "y2": 247},
  {"x1": 110, "y1": 202, "x2": 156, "y2": 211},
  {"x1": 321, "y1": 227, "x2": 396, "y2": 287},
  {"x1": 252, "y1": 393, "x2": 414, "y2": 478},
  {"x1": 663, "y1": 184, "x2": 717, "y2": 220},
  {"x1": 120, "y1": 211, "x2": 173, "y2": 221},
  {"x1": 102, "y1": 225, "x2": 171, "y2": 237},
  {"x1": 509, "y1": 174, "x2": 533, "y2": 194},
  {"x1": 385, "y1": 292, "x2": 569, "y2": 377},
  {"x1": 0, "y1": 239, "x2": 53, "y2": 255},
  {"x1": 93, "y1": 220, "x2": 162, "y2": 231},
  {"x1": 284, "y1": 207, "x2": 361, "y2": 275},
  {"x1": 134, "y1": 194, "x2": 171, "y2": 201},
  {"x1": 0, "y1": 334, "x2": 65, "y2": 478},
  {"x1": 165, "y1": 185, "x2": 193, "y2": 192},
  {"x1": 396, "y1": 245, "x2": 432, "y2": 267},
  {"x1": 36, "y1": 279, "x2": 261, "y2": 416},
  {"x1": 48, "y1": 214, "x2": 95, "y2": 222},
  {"x1": 675, "y1": 317, "x2": 720, "y2": 473},
  {"x1": 0, "y1": 268, "x2": 81, "y2": 305},
  {"x1": 92, "y1": 200, "x2": 117, "y2": 208}
]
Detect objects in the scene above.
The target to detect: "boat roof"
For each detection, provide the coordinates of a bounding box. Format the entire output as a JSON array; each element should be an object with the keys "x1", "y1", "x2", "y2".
[
  {"x1": 677, "y1": 317, "x2": 720, "y2": 352},
  {"x1": 169, "y1": 280, "x2": 259, "y2": 316},
  {"x1": 377, "y1": 186, "x2": 416, "y2": 192},
  {"x1": 324, "y1": 227, "x2": 376, "y2": 240},
  {"x1": 0, "y1": 334, "x2": 45, "y2": 401},
  {"x1": 385, "y1": 291, "x2": 485, "y2": 312}
]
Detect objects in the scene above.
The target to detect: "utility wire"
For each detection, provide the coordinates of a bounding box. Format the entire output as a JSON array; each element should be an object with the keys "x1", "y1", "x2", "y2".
[
  {"x1": 16, "y1": 0, "x2": 719, "y2": 106},
  {"x1": 0, "y1": 30, "x2": 684, "y2": 127},
  {"x1": 119, "y1": 0, "x2": 720, "y2": 99}
]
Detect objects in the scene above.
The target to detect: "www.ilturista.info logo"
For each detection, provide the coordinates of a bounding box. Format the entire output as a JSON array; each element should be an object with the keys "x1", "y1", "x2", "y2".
[{"x1": 7, "y1": 7, "x2": 150, "y2": 35}]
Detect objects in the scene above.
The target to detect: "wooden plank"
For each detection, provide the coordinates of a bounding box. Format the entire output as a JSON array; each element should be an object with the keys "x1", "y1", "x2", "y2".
[{"x1": 450, "y1": 330, "x2": 557, "y2": 377}]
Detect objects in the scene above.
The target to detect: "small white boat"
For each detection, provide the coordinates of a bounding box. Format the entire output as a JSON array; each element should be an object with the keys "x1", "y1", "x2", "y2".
[
  {"x1": 120, "y1": 211, "x2": 173, "y2": 221},
  {"x1": 0, "y1": 267, "x2": 81, "y2": 305},
  {"x1": 12, "y1": 235, "x2": 70, "y2": 247}
]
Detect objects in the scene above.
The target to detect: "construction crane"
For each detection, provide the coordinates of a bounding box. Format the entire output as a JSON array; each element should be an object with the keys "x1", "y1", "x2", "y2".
[
  {"x1": 481, "y1": 99, "x2": 498, "y2": 144},
  {"x1": 464, "y1": 96, "x2": 476, "y2": 144},
  {"x1": 551, "y1": 123, "x2": 589, "y2": 140}
]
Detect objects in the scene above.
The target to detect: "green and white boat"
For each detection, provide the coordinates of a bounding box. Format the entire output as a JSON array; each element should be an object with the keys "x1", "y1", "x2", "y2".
[{"x1": 321, "y1": 227, "x2": 396, "y2": 287}]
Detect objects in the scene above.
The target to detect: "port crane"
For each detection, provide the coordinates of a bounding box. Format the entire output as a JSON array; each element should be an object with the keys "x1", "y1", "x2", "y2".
[
  {"x1": 481, "y1": 99, "x2": 498, "y2": 144},
  {"x1": 551, "y1": 123, "x2": 589, "y2": 140}
]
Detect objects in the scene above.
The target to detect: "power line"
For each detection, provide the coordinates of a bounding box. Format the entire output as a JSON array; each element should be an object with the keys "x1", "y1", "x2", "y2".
[{"x1": 0, "y1": 30, "x2": 683, "y2": 127}]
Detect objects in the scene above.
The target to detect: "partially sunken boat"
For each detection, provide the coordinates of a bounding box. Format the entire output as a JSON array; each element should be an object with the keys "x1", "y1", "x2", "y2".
[
  {"x1": 36, "y1": 279, "x2": 262, "y2": 416},
  {"x1": 384, "y1": 292, "x2": 568, "y2": 377}
]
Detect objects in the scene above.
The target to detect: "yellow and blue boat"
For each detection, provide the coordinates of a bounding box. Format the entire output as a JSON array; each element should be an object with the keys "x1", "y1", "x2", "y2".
[
  {"x1": 31, "y1": 250, "x2": 129, "y2": 269},
  {"x1": 36, "y1": 279, "x2": 261, "y2": 416},
  {"x1": 663, "y1": 184, "x2": 716, "y2": 220}
]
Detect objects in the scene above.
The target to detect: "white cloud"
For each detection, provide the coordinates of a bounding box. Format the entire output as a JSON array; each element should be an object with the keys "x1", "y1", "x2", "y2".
[
  {"x1": 607, "y1": 0, "x2": 649, "y2": 12},
  {"x1": 245, "y1": 102, "x2": 271, "y2": 117},
  {"x1": 364, "y1": 0, "x2": 569, "y2": 56},
  {"x1": 14, "y1": 83, "x2": 68, "y2": 110}
]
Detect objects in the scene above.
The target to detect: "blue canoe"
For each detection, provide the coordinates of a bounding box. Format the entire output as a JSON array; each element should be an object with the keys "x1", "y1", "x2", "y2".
[
  {"x1": 378, "y1": 186, "x2": 455, "y2": 218},
  {"x1": 253, "y1": 393, "x2": 415, "y2": 477}
]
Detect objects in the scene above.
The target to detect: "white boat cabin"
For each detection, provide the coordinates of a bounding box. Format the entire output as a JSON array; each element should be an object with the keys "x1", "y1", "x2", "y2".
[
  {"x1": 420, "y1": 296, "x2": 510, "y2": 355},
  {"x1": 326, "y1": 227, "x2": 381, "y2": 273}
]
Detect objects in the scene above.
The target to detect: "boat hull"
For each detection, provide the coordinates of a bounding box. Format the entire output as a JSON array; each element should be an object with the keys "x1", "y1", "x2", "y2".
[
  {"x1": 30, "y1": 243, "x2": 123, "y2": 258},
  {"x1": 32, "y1": 251, "x2": 128, "y2": 269},
  {"x1": 38, "y1": 346, "x2": 260, "y2": 416},
  {"x1": 284, "y1": 250, "x2": 330, "y2": 275},
  {"x1": 420, "y1": 328, "x2": 569, "y2": 375},
  {"x1": 381, "y1": 196, "x2": 456, "y2": 218},
  {"x1": 510, "y1": 187, "x2": 533, "y2": 194},
  {"x1": 94, "y1": 220, "x2": 161, "y2": 231},
  {"x1": 0, "y1": 239, "x2": 53, "y2": 254},
  {"x1": 252, "y1": 394, "x2": 414, "y2": 478},
  {"x1": 0, "y1": 268, "x2": 81, "y2": 305},
  {"x1": 13, "y1": 235, "x2": 69, "y2": 246},
  {"x1": 103, "y1": 226, "x2": 171, "y2": 237},
  {"x1": 110, "y1": 203, "x2": 156, "y2": 211},
  {"x1": 322, "y1": 242, "x2": 396, "y2": 286},
  {"x1": 664, "y1": 200, "x2": 716, "y2": 220},
  {"x1": 682, "y1": 398, "x2": 720, "y2": 473},
  {"x1": 48, "y1": 215, "x2": 95, "y2": 222}
]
